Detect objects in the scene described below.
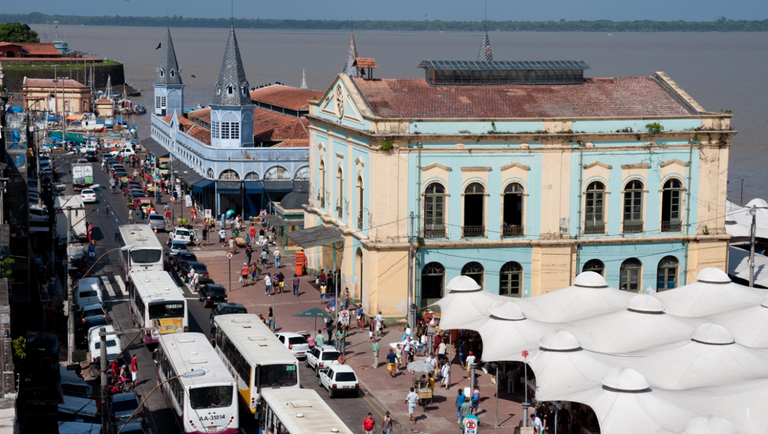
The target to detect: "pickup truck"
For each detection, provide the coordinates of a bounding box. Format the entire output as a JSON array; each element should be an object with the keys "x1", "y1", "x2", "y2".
[
  {"x1": 72, "y1": 163, "x2": 93, "y2": 191},
  {"x1": 110, "y1": 147, "x2": 136, "y2": 158}
]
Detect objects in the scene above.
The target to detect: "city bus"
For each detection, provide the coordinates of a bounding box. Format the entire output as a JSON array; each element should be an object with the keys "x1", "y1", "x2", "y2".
[
  {"x1": 155, "y1": 332, "x2": 239, "y2": 434},
  {"x1": 257, "y1": 388, "x2": 353, "y2": 434},
  {"x1": 128, "y1": 271, "x2": 188, "y2": 345},
  {"x1": 117, "y1": 224, "x2": 164, "y2": 282},
  {"x1": 212, "y1": 314, "x2": 300, "y2": 416}
]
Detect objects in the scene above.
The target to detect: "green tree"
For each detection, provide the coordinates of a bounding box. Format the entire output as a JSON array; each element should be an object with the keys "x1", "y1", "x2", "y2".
[{"x1": 0, "y1": 22, "x2": 40, "y2": 43}]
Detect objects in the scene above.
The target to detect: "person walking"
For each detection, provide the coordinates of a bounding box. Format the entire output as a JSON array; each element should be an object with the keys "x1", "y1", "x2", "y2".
[
  {"x1": 395, "y1": 344, "x2": 403, "y2": 372},
  {"x1": 245, "y1": 245, "x2": 253, "y2": 266},
  {"x1": 386, "y1": 348, "x2": 397, "y2": 378},
  {"x1": 202, "y1": 226, "x2": 208, "y2": 245},
  {"x1": 292, "y1": 274, "x2": 299, "y2": 296},
  {"x1": 460, "y1": 397, "x2": 473, "y2": 425},
  {"x1": 375, "y1": 311, "x2": 383, "y2": 336},
  {"x1": 335, "y1": 326, "x2": 346, "y2": 354},
  {"x1": 381, "y1": 411, "x2": 392, "y2": 434},
  {"x1": 456, "y1": 389, "x2": 466, "y2": 423},
  {"x1": 264, "y1": 274, "x2": 272, "y2": 295},
  {"x1": 362, "y1": 413, "x2": 376, "y2": 434},
  {"x1": 403, "y1": 338, "x2": 412, "y2": 367},
  {"x1": 326, "y1": 320, "x2": 333, "y2": 345},
  {"x1": 471, "y1": 385, "x2": 480, "y2": 415},
  {"x1": 260, "y1": 249, "x2": 268, "y2": 268},
  {"x1": 267, "y1": 307, "x2": 274, "y2": 331},
  {"x1": 372, "y1": 339, "x2": 379, "y2": 368},
  {"x1": 88, "y1": 241, "x2": 96, "y2": 259},
  {"x1": 441, "y1": 361, "x2": 451, "y2": 389},
  {"x1": 465, "y1": 351, "x2": 476, "y2": 376},
  {"x1": 130, "y1": 355, "x2": 138, "y2": 387},
  {"x1": 241, "y1": 263, "x2": 249, "y2": 287},
  {"x1": 273, "y1": 247, "x2": 281, "y2": 268},
  {"x1": 357, "y1": 305, "x2": 364, "y2": 329},
  {"x1": 315, "y1": 329, "x2": 325, "y2": 347},
  {"x1": 405, "y1": 387, "x2": 420, "y2": 424},
  {"x1": 218, "y1": 229, "x2": 226, "y2": 246},
  {"x1": 320, "y1": 281, "x2": 327, "y2": 303},
  {"x1": 228, "y1": 236, "x2": 236, "y2": 254},
  {"x1": 249, "y1": 224, "x2": 256, "y2": 243}
]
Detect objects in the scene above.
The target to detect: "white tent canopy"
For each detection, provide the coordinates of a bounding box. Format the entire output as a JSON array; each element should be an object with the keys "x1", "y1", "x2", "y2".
[
  {"x1": 728, "y1": 245, "x2": 768, "y2": 288},
  {"x1": 726, "y1": 199, "x2": 768, "y2": 239},
  {"x1": 436, "y1": 267, "x2": 768, "y2": 434}
]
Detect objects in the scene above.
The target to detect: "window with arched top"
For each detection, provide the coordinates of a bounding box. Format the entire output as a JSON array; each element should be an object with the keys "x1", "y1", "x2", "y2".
[
  {"x1": 657, "y1": 256, "x2": 678, "y2": 291},
  {"x1": 159, "y1": 68, "x2": 165, "y2": 77},
  {"x1": 170, "y1": 69, "x2": 176, "y2": 77},
  {"x1": 623, "y1": 180, "x2": 644, "y2": 234},
  {"x1": 461, "y1": 261, "x2": 485, "y2": 289},
  {"x1": 336, "y1": 168, "x2": 344, "y2": 218},
  {"x1": 219, "y1": 169, "x2": 239, "y2": 180},
  {"x1": 661, "y1": 179, "x2": 683, "y2": 232},
  {"x1": 294, "y1": 166, "x2": 310, "y2": 180},
  {"x1": 319, "y1": 160, "x2": 326, "y2": 208},
  {"x1": 620, "y1": 258, "x2": 642, "y2": 292},
  {"x1": 215, "y1": 83, "x2": 221, "y2": 95},
  {"x1": 424, "y1": 183, "x2": 446, "y2": 238},
  {"x1": 502, "y1": 183, "x2": 524, "y2": 237},
  {"x1": 582, "y1": 259, "x2": 605, "y2": 276},
  {"x1": 421, "y1": 262, "x2": 446, "y2": 303},
  {"x1": 263, "y1": 166, "x2": 291, "y2": 180},
  {"x1": 244, "y1": 172, "x2": 259, "y2": 181},
  {"x1": 584, "y1": 181, "x2": 606, "y2": 234},
  {"x1": 356, "y1": 176, "x2": 364, "y2": 230},
  {"x1": 499, "y1": 262, "x2": 523, "y2": 297},
  {"x1": 227, "y1": 85, "x2": 234, "y2": 96},
  {"x1": 463, "y1": 183, "x2": 486, "y2": 238}
]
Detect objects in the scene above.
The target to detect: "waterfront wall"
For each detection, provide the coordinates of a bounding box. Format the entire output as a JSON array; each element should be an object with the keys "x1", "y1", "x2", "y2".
[{"x1": 0, "y1": 60, "x2": 125, "y2": 94}]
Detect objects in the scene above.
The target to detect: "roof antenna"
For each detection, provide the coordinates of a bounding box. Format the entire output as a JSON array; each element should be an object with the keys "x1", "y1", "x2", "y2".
[
  {"x1": 231, "y1": 0, "x2": 234, "y2": 26},
  {"x1": 167, "y1": 6, "x2": 169, "y2": 27},
  {"x1": 351, "y1": 13, "x2": 353, "y2": 33},
  {"x1": 484, "y1": 0, "x2": 487, "y2": 28}
]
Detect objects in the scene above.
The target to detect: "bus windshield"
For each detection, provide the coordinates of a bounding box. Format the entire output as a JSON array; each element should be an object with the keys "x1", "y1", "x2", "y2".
[
  {"x1": 257, "y1": 364, "x2": 298, "y2": 388},
  {"x1": 188, "y1": 386, "x2": 233, "y2": 410},
  {"x1": 148, "y1": 302, "x2": 185, "y2": 319},
  {"x1": 130, "y1": 249, "x2": 162, "y2": 264}
]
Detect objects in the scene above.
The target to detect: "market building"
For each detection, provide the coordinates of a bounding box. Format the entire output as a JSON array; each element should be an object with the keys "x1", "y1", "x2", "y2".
[
  {"x1": 300, "y1": 60, "x2": 733, "y2": 317},
  {"x1": 21, "y1": 77, "x2": 90, "y2": 113},
  {"x1": 146, "y1": 26, "x2": 316, "y2": 217}
]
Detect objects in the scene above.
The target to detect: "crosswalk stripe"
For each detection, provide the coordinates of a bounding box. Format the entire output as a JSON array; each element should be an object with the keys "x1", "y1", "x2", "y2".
[
  {"x1": 101, "y1": 276, "x2": 116, "y2": 297},
  {"x1": 114, "y1": 277, "x2": 126, "y2": 296}
]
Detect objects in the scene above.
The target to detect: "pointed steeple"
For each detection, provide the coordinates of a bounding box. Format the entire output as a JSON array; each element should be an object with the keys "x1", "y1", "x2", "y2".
[
  {"x1": 105, "y1": 75, "x2": 112, "y2": 98},
  {"x1": 158, "y1": 27, "x2": 182, "y2": 85},
  {"x1": 342, "y1": 34, "x2": 358, "y2": 77},
  {"x1": 213, "y1": 25, "x2": 251, "y2": 106},
  {"x1": 300, "y1": 69, "x2": 308, "y2": 89},
  {"x1": 478, "y1": 26, "x2": 493, "y2": 61}
]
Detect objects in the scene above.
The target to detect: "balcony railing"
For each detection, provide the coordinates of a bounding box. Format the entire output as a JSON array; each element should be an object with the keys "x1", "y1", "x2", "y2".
[
  {"x1": 584, "y1": 223, "x2": 605, "y2": 235},
  {"x1": 424, "y1": 227, "x2": 446, "y2": 239},
  {"x1": 661, "y1": 221, "x2": 682, "y2": 232},
  {"x1": 462, "y1": 225, "x2": 485, "y2": 238},
  {"x1": 623, "y1": 221, "x2": 644, "y2": 234},
  {"x1": 502, "y1": 225, "x2": 524, "y2": 238}
]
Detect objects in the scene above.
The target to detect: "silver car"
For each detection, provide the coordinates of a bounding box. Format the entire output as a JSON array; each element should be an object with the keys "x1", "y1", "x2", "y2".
[{"x1": 147, "y1": 214, "x2": 165, "y2": 232}]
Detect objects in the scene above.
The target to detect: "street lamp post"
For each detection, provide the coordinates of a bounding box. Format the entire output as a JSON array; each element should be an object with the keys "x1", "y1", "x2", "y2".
[
  {"x1": 117, "y1": 369, "x2": 206, "y2": 434},
  {"x1": 750, "y1": 205, "x2": 757, "y2": 287},
  {"x1": 522, "y1": 350, "x2": 530, "y2": 427}
]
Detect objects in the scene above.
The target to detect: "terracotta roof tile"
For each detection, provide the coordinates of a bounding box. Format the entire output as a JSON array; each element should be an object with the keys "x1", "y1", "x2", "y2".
[
  {"x1": 353, "y1": 77, "x2": 696, "y2": 119},
  {"x1": 273, "y1": 139, "x2": 310, "y2": 148},
  {"x1": 0, "y1": 42, "x2": 62, "y2": 57},
  {"x1": 353, "y1": 58, "x2": 377, "y2": 68},
  {"x1": 24, "y1": 78, "x2": 88, "y2": 89},
  {"x1": 249, "y1": 85, "x2": 322, "y2": 111}
]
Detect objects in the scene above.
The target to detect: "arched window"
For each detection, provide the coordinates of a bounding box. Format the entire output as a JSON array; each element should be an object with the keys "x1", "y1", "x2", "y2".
[
  {"x1": 219, "y1": 169, "x2": 239, "y2": 180},
  {"x1": 502, "y1": 183, "x2": 524, "y2": 237},
  {"x1": 424, "y1": 183, "x2": 446, "y2": 238},
  {"x1": 244, "y1": 172, "x2": 259, "y2": 180},
  {"x1": 227, "y1": 84, "x2": 234, "y2": 96},
  {"x1": 499, "y1": 262, "x2": 523, "y2": 297},
  {"x1": 336, "y1": 168, "x2": 344, "y2": 218},
  {"x1": 356, "y1": 176, "x2": 364, "y2": 230},
  {"x1": 170, "y1": 69, "x2": 176, "y2": 77},
  {"x1": 264, "y1": 166, "x2": 291, "y2": 180},
  {"x1": 319, "y1": 160, "x2": 326, "y2": 208},
  {"x1": 461, "y1": 262, "x2": 485, "y2": 289},
  {"x1": 159, "y1": 68, "x2": 165, "y2": 77},
  {"x1": 294, "y1": 166, "x2": 310, "y2": 180},
  {"x1": 657, "y1": 256, "x2": 678, "y2": 291},
  {"x1": 620, "y1": 258, "x2": 642, "y2": 292},
  {"x1": 463, "y1": 183, "x2": 485, "y2": 238},
  {"x1": 623, "y1": 180, "x2": 644, "y2": 234},
  {"x1": 661, "y1": 179, "x2": 683, "y2": 232},
  {"x1": 421, "y1": 262, "x2": 445, "y2": 302},
  {"x1": 582, "y1": 259, "x2": 605, "y2": 276},
  {"x1": 584, "y1": 181, "x2": 606, "y2": 234}
]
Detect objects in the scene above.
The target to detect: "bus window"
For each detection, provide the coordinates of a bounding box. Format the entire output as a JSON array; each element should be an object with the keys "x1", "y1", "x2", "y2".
[
  {"x1": 148, "y1": 302, "x2": 185, "y2": 319},
  {"x1": 188, "y1": 386, "x2": 234, "y2": 410},
  {"x1": 257, "y1": 364, "x2": 298, "y2": 388},
  {"x1": 131, "y1": 249, "x2": 162, "y2": 264}
]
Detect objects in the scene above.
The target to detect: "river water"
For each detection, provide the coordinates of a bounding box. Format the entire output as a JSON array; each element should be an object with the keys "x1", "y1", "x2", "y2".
[{"x1": 33, "y1": 25, "x2": 768, "y2": 201}]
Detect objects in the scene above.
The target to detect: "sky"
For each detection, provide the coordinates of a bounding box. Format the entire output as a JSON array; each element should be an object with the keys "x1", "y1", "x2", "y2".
[{"x1": 4, "y1": 0, "x2": 768, "y2": 22}]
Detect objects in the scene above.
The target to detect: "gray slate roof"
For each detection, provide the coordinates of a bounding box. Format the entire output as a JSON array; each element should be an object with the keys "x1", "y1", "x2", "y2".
[
  {"x1": 478, "y1": 26, "x2": 493, "y2": 62},
  {"x1": 342, "y1": 34, "x2": 358, "y2": 77},
  {"x1": 213, "y1": 26, "x2": 251, "y2": 106},
  {"x1": 158, "y1": 28, "x2": 182, "y2": 85}
]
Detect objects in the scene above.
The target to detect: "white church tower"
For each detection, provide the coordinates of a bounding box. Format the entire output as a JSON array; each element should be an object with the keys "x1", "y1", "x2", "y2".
[
  {"x1": 210, "y1": 25, "x2": 254, "y2": 148},
  {"x1": 153, "y1": 27, "x2": 184, "y2": 116}
]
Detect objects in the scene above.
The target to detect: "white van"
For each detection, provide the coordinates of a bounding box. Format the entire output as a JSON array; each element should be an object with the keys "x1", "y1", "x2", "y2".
[{"x1": 75, "y1": 277, "x2": 103, "y2": 312}]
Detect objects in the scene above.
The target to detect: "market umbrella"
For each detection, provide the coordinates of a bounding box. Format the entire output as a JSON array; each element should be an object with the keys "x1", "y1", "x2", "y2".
[
  {"x1": 226, "y1": 209, "x2": 235, "y2": 219},
  {"x1": 294, "y1": 307, "x2": 333, "y2": 332},
  {"x1": 407, "y1": 360, "x2": 434, "y2": 373}
]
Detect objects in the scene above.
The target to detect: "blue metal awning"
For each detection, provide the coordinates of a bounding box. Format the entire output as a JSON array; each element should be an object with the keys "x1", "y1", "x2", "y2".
[
  {"x1": 244, "y1": 181, "x2": 263, "y2": 193},
  {"x1": 192, "y1": 179, "x2": 215, "y2": 193},
  {"x1": 217, "y1": 180, "x2": 241, "y2": 195}
]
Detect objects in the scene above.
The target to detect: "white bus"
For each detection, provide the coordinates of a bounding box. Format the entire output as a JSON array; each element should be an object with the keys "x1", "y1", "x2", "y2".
[
  {"x1": 117, "y1": 224, "x2": 164, "y2": 282},
  {"x1": 212, "y1": 314, "x2": 300, "y2": 416},
  {"x1": 128, "y1": 271, "x2": 188, "y2": 345},
  {"x1": 155, "y1": 333, "x2": 239, "y2": 434},
  {"x1": 257, "y1": 388, "x2": 353, "y2": 434}
]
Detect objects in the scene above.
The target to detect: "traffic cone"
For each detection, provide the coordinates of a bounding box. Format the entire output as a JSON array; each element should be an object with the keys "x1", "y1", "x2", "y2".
[{"x1": 154, "y1": 226, "x2": 157, "y2": 234}]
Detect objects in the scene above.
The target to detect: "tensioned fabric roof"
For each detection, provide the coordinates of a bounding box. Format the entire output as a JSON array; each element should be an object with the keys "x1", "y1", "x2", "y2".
[
  {"x1": 286, "y1": 225, "x2": 343, "y2": 249},
  {"x1": 418, "y1": 60, "x2": 591, "y2": 71},
  {"x1": 435, "y1": 268, "x2": 768, "y2": 434}
]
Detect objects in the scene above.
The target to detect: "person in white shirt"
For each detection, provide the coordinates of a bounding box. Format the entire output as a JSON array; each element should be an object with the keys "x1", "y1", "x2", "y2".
[
  {"x1": 404, "y1": 387, "x2": 420, "y2": 424},
  {"x1": 438, "y1": 341, "x2": 447, "y2": 363},
  {"x1": 530, "y1": 414, "x2": 543, "y2": 433},
  {"x1": 441, "y1": 362, "x2": 451, "y2": 389},
  {"x1": 465, "y1": 351, "x2": 477, "y2": 374},
  {"x1": 375, "y1": 312, "x2": 383, "y2": 336}
]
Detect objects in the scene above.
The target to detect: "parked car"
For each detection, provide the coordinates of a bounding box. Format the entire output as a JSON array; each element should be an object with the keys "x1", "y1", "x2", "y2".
[
  {"x1": 85, "y1": 151, "x2": 99, "y2": 162},
  {"x1": 88, "y1": 324, "x2": 122, "y2": 363},
  {"x1": 306, "y1": 345, "x2": 341, "y2": 375},
  {"x1": 171, "y1": 252, "x2": 197, "y2": 271},
  {"x1": 59, "y1": 365, "x2": 93, "y2": 398},
  {"x1": 80, "y1": 304, "x2": 108, "y2": 330},
  {"x1": 147, "y1": 214, "x2": 166, "y2": 232},
  {"x1": 318, "y1": 364, "x2": 359, "y2": 398},
  {"x1": 76, "y1": 158, "x2": 89, "y2": 164},
  {"x1": 169, "y1": 227, "x2": 192, "y2": 243},
  {"x1": 111, "y1": 148, "x2": 136, "y2": 158},
  {"x1": 75, "y1": 277, "x2": 103, "y2": 312},
  {"x1": 80, "y1": 189, "x2": 97, "y2": 204},
  {"x1": 165, "y1": 241, "x2": 187, "y2": 258},
  {"x1": 183, "y1": 262, "x2": 211, "y2": 284},
  {"x1": 275, "y1": 332, "x2": 310, "y2": 359},
  {"x1": 198, "y1": 284, "x2": 227, "y2": 308},
  {"x1": 112, "y1": 392, "x2": 144, "y2": 426},
  {"x1": 209, "y1": 303, "x2": 247, "y2": 329}
]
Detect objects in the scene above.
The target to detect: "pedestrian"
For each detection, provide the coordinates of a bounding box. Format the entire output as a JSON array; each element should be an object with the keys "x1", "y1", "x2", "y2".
[
  {"x1": 456, "y1": 389, "x2": 465, "y2": 423},
  {"x1": 405, "y1": 387, "x2": 420, "y2": 424},
  {"x1": 191, "y1": 269, "x2": 200, "y2": 292},
  {"x1": 471, "y1": 385, "x2": 480, "y2": 414},
  {"x1": 264, "y1": 273, "x2": 272, "y2": 295},
  {"x1": 386, "y1": 348, "x2": 397, "y2": 378},
  {"x1": 459, "y1": 341, "x2": 468, "y2": 369},
  {"x1": 320, "y1": 281, "x2": 327, "y2": 303},
  {"x1": 190, "y1": 208, "x2": 196, "y2": 221},
  {"x1": 219, "y1": 229, "x2": 226, "y2": 246},
  {"x1": 466, "y1": 351, "x2": 476, "y2": 375},
  {"x1": 245, "y1": 245, "x2": 253, "y2": 265},
  {"x1": 228, "y1": 237, "x2": 235, "y2": 254},
  {"x1": 250, "y1": 262, "x2": 258, "y2": 284},
  {"x1": 260, "y1": 249, "x2": 268, "y2": 267},
  {"x1": 202, "y1": 227, "x2": 208, "y2": 245},
  {"x1": 381, "y1": 411, "x2": 392, "y2": 434},
  {"x1": 241, "y1": 263, "x2": 249, "y2": 286},
  {"x1": 335, "y1": 326, "x2": 346, "y2": 354},
  {"x1": 130, "y1": 354, "x2": 138, "y2": 386},
  {"x1": 438, "y1": 339, "x2": 447, "y2": 364},
  {"x1": 357, "y1": 305, "x2": 364, "y2": 329},
  {"x1": 460, "y1": 397, "x2": 473, "y2": 424},
  {"x1": 369, "y1": 317, "x2": 375, "y2": 342},
  {"x1": 315, "y1": 329, "x2": 326, "y2": 347},
  {"x1": 273, "y1": 247, "x2": 281, "y2": 268},
  {"x1": 395, "y1": 344, "x2": 403, "y2": 372},
  {"x1": 128, "y1": 209, "x2": 133, "y2": 223},
  {"x1": 441, "y1": 361, "x2": 451, "y2": 389},
  {"x1": 530, "y1": 414, "x2": 543, "y2": 434},
  {"x1": 249, "y1": 224, "x2": 256, "y2": 242},
  {"x1": 267, "y1": 307, "x2": 274, "y2": 331},
  {"x1": 105, "y1": 205, "x2": 109, "y2": 216},
  {"x1": 403, "y1": 338, "x2": 411, "y2": 367},
  {"x1": 88, "y1": 241, "x2": 96, "y2": 259},
  {"x1": 372, "y1": 339, "x2": 379, "y2": 368},
  {"x1": 292, "y1": 274, "x2": 299, "y2": 297},
  {"x1": 375, "y1": 311, "x2": 383, "y2": 336},
  {"x1": 220, "y1": 213, "x2": 226, "y2": 230},
  {"x1": 326, "y1": 320, "x2": 333, "y2": 344},
  {"x1": 362, "y1": 413, "x2": 375, "y2": 434}
]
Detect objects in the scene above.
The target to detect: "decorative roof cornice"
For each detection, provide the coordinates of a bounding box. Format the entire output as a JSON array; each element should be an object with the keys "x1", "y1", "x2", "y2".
[{"x1": 213, "y1": 25, "x2": 251, "y2": 106}]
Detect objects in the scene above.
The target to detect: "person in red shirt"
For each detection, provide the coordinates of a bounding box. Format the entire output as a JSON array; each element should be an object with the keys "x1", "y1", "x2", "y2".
[
  {"x1": 130, "y1": 355, "x2": 138, "y2": 386},
  {"x1": 249, "y1": 224, "x2": 256, "y2": 243},
  {"x1": 241, "y1": 263, "x2": 249, "y2": 286},
  {"x1": 362, "y1": 413, "x2": 375, "y2": 434}
]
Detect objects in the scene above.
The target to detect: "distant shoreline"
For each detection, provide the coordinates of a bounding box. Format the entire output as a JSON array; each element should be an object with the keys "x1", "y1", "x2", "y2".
[{"x1": 3, "y1": 13, "x2": 768, "y2": 32}]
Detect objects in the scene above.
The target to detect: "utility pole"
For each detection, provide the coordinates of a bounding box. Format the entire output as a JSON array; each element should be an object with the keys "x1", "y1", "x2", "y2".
[
  {"x1": 66, "y1": 205, "x2": 74, "y2": 364},
  {"x1": 99, "y1": 326, "x2": 113, "y2": 434},
  {"x1": 407, "y1": 212, "x2": 415, "y2": 328},
  {"x1": 750, "y1": 205, "x2": 757, "y2": 287}
]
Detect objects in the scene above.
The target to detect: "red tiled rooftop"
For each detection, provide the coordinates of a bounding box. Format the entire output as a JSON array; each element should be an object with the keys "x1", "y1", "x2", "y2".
[
  {"x1": 249, "y1": 85, "x2": 322, "y2": 111},
  {"x1": 0, "y1": 42, "x2": 62, "y2": 57},
  {"x1": 273, "y1": 139, "x2": 309, "y2": 148},
  {"x1": 24, "y1": 78, "x2": 88, "y2": 89},
  {"x1": 161, "y1": 114, "x2": 211, "y2": 145},
  {"x1": 352, "y1": 77, "x2": 696, "y2": 119},
  {"x1": 353, "y1": 58, "x2": 377, "y2": 68}
]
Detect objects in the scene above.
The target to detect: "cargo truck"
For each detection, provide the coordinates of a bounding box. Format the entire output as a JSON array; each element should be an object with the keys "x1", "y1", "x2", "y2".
[{"x1": 71, "y1": 163, "x2": 93, "y2": 191}]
